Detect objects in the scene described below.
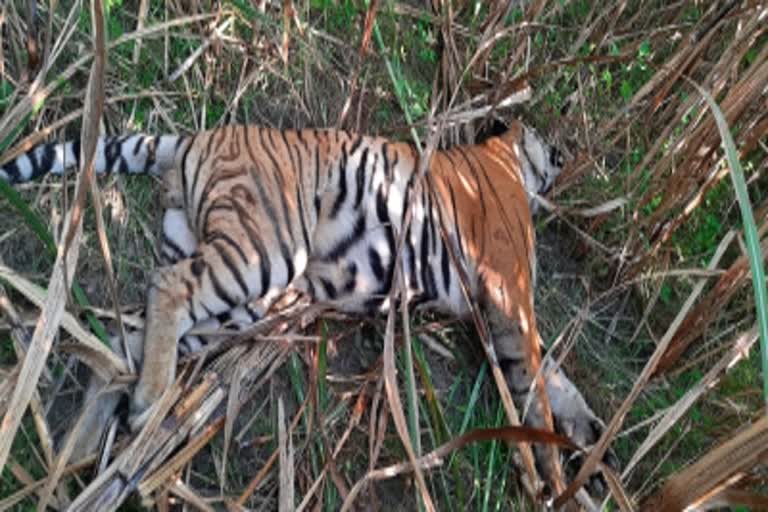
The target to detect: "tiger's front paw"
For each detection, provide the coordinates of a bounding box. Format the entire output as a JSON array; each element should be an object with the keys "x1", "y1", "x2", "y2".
[
  {"x1": 557, "y1": 413, "x2": 619, "y2": 497},
  {"x1": 545, "y1": 367, "x2": 618, "y2": 496}
]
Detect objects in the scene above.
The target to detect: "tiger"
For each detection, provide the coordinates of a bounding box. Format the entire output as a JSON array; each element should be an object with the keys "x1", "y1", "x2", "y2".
[{"x1": 1, "y1": 120, "x2": 609, "y2": 495}]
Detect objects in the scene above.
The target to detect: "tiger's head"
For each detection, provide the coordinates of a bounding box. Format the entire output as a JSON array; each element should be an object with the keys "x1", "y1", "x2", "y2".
[{"x1": 493, "y1": 120, "x2": 565, "y2": 215}]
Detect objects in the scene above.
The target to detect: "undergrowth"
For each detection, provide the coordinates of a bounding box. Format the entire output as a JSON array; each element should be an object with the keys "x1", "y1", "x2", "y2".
[{"x1": 0, "y1": 1, "x2": 766, "y2": 510}]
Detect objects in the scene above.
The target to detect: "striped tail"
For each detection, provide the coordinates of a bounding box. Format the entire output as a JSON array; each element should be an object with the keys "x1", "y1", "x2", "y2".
[{"x1": 0, "y1": 134, "x2": 184, "y2": 184}]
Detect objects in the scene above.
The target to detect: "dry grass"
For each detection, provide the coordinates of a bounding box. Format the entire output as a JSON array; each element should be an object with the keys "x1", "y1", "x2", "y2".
[{"x1": 0, "y1": 1, "x2": 767, "y2": 510}]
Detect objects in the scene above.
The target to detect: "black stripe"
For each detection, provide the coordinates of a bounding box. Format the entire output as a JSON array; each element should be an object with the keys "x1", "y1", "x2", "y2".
[
  {"x1": 161, "y1": 234, "x2": 188, "y2": 262},
  {"x1": 272, "y1": 166, "x2": 297, "y2": 246},
  {"x1": 190, "y1": 133, "x2": 218, "y2": 208},
  {"x1": 133, "y1": 136, "x2": 144, "y2": 155},
  {"x1": 368, "y1": 154, "x2": 378, "y2": 193},
  {"x1": 267, "y1": 127, "x2": 278, "y2": 151},
  {"x1": 375, "y1": 186, "x2": 396, "y2": 292},
  {"x1": 258, "y1": 130, "x2": 296, "y2": 254},
  {"x1": 143, "y1": 137, "x2": 157, "y2": 174},
  {"x1": 208, "y1": 263, "x2": 238, "y2": 309},
  {"x1": 279, "y1": 130, "x2": 293, "y2": 163},
  {"x1": 250, "y1": 168, "x2": 295, "y2": 285},
  {"x1": 420, "y1": 214, "x2": 437, "y2": 301},
  {"x1": 364, "y1": 296, "x2": 386, "y2": 313},
  {"x1": 212, "y1": 241, "x2": 249, "y2": 300},
  {"x1": 330, "y1": 144, "x2": 348, "y2": 218},
  {"x1": 118, "y1": 155, "x2": 130, "y2": 174},
  {"x1": 381, "y1": 143, "x2": 390, "y2": 181},
  {"x1": 319, "y1": 278, "x2": 337, "y2": 300},
  {"x1": 323, "y1": 214, "x2": 366, "y2": 262},
  {"x1": 179, "y1": 135, "x2": 197, "y2": 209},
  {"x1": 33, "y1": 144, "x2": 55, "y2": 179},
  {"x1": 250, "y1": 165, "x2": 281, "y2": 225},
  {"x1": 354, "y1": 148, "x2": 368, "y2": 209},
  {"x1": 515, "y1": 213, "x2": 532, "y2": 280},
  {"x1": 28, "y1": 146, "x2": 43, "y2": 180},
  {"x1": 3, "y1": 159, "x2": 21, "y2": 183},
  {"x1": 296, "y1": 183, "x2": 311, "y2": 251},
  {"x1": 206, "y1": 231, "x2": 248, "y2": 264},
  {"x1": 427, "y1": 189, "x2": 436, "y2": 255},
  {"x1": 442, "y1": 149, "x2": 456, "y2": 167},
  {"x1": 405, "y1": 224, "x2": 418, "y2": 290},
  {"x1": 314, "y1": 144, "x2": 321, "y2": 194},
  {"x1": 216, "y1": 310, "x2": 232, "y2": 324},
  {"x1": 440, "y1": 238, "x2": 450, "y2": 295},
  {"x1": 259, "y1": 128, "x2": 283, "y2": 177},
  {"x1": 201, "y1": 302, "x2": 216, "y2": 320},
  {"x1": 70, "y1": 139, "x2": 81, "y2": 169},
  {"x1": 349, "y1": 135, "x2": 363, "y2": 156},
  {"x1": 520, "y1": 141, "x2": 545, "y2": 186},
  {"x1": 305, "y1": 277, "x2": 316, "y2": 298},
  {"x1": 230, "y1": 185, "x2": 272, "y2": 297},
  {"x1": 343, "y1": 262, "x2": 358, "y2": 293},
  {"x1": 244, "y1": 304, "x2": 261, "y2": 322},
  {"x1": 447, "y1": 184, "x2": 466, "y2": 261},
  {"x1": 369, "y1": 246, "x2": 384, "y2": 282},
  {"x1": 200, "y1": 201, "x2": 236, "y2": 238},
  {"x1": 289, "y1": 135, "x2": 311, "y2": 246},
  {"x1": 389, "y1": 147, "x2": 399, "y2": 182},
  {"x1": 190, "y1": 258, "x2": 206, "y2": 282},
  {"x1": 103, "y1": 137, "x2": 118, "y2": 173}
]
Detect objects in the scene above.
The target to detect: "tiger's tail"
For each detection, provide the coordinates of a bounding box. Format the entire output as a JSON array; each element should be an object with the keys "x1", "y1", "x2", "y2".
[{"x1": 0, "y1": 134, "x2": 184, "y2": 184}]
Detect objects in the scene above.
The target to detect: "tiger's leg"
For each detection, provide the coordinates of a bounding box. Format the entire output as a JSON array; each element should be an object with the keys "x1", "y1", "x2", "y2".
[
  {"x1": 65, "y1": 208, "x2": 193, "y2": 460},
  {"x1": 157, "y1": 209, "x2": 263, "y2": 352},
  {"x1": 482, "y1": 294, "x2": 566, "y2": 493},
  {"x1": 131, "y1": 225, "x2": 278, "y2": 427},
  {"x1": 483, "y1": 285, "x2": 609, "y2": 495}
]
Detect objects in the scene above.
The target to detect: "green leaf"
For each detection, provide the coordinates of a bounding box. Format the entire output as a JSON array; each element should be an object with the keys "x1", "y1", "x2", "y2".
[
  {"x1": 620, "y1": 80, "x2": 633, "y2": 101},
  {"x1": 692, "y1": 81, "x2": 768, "y2": 408},
  {"x1": 602, "y1": 69, "x2": 613, "y2": 88},
  {"x1": 638, "y1": 40, "x2": 651, "y2": 59}
]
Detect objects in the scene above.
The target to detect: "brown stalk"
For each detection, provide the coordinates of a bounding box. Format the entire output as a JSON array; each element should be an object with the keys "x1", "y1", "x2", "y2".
[
  {"x1": 336, "y1": 0, "x2": 378, "y2": 128},
  {"x1": 642, "y1": 415, "x2": 768, "y2": 511},
  {"x1": 277, "y1": 397, "x2": 295, "y2": 511},
  {"x1": 24, "y1": 0, "x2": 39, "y2": 76}
]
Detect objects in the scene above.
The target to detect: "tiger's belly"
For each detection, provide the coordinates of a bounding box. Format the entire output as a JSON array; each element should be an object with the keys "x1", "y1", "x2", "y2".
[{"x1": 299, "y1": 191, "x2": 470, "y2": 318}]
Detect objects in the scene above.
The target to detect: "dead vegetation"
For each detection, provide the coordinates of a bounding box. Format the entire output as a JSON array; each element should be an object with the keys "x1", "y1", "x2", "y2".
[{"x1": 0, "y1": 0, "x2": 767, "y2": 510}]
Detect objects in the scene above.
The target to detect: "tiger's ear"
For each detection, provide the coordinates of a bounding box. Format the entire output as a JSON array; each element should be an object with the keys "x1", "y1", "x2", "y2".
[
  {"x1": 477, "y1": 118, "x2": 524, "y2": 147},
  {"x1": 493, "y1": 119, "x2": 525, "y2": 148}
]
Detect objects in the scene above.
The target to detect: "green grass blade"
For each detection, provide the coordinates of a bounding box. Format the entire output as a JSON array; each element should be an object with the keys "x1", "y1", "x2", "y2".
[{"x1": 692, "y1": 81, "x2": 768, "y2": 408}]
